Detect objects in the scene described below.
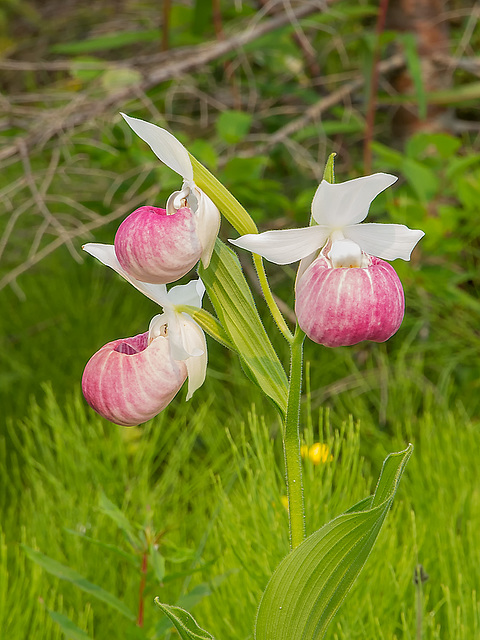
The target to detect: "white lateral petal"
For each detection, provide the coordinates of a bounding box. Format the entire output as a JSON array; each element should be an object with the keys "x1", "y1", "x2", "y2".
[
  {"x1": 167, "y1": 279, "x2": 206, "y2": 308},
  {"x1": 196, "y1": 190, "x2": 221, "y2": 268},
  {"x1": 165, "y1": 311, "x2": 192, "y2": 361},
  {"x1": 121, "y1": 113, "x2": 194, "y2": 182},
  {"x1": 311, "y1": 173, "x2": 398, "y2": 227},
  {"x1": 229, "y1": 226, "x2": 330, "y2": 265},
  {"x1": 183, "y1": 319, "x2": 208, "y2": 400},
  {"x1": 82, "y1": 243, "x2": 169, "y2": 307},
  {"x1": 167, "y1": 310, "x2": 205, "y2": 362},
  {"x1": 344, "y1": 223, "x2": 425, "y2": 261}
]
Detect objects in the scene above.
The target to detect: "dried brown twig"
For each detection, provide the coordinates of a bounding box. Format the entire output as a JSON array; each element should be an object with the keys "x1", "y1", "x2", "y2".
[
  {"x1": 0, "y1": 1, "x2": 327, "y2": 164},
  {"x1": 0, "y1": 1, "x2": 333, "y2": 295},
  {"x1": 0, "y1": 185, "x2": 159, "y2": 295},
  {"x1": 252, "y1": 53, "x2": 405, "y2": 155}
]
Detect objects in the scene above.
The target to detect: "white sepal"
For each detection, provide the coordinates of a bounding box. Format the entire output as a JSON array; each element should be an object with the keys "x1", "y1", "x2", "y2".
[
  {"x1": 229, "y1": 225, "x2": 330, "y2": 265},
  {"x1": 343, "y1": 223, "x2": 425, "y2": 261},
  {"x1": 166, "y1": 278, "x2": 205, "y2": 308},
  {"x1": 121, "y1": 113, "x2": 194, "y2": 183},
  {"x1": 311, "y1": 173, "x2": 398, "y2": 227},
  {"x1": 82, "y1": 243, "x2": 169, "y2": 307},
  {"x1": 196, "y1": 189, "x2": 221, "y2": 268}
]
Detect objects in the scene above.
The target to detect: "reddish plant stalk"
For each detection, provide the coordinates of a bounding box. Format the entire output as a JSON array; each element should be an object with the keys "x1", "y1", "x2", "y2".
[
  {"x1": 363, "y1": 0, "x2": 390, "y2": 174},
  {"x1": 162, "y1": 0, "x2": 171, "y2": 52},
  {"x1": 137, "y1": 551, "x2": 149, "y2": 627}
]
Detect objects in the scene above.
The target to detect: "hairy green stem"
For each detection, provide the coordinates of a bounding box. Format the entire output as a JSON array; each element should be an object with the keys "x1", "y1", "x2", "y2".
[
  {"x1": 284, "y1": 324, "x2": 306, "y2": 549},
  {"x1": 253, "y1": 254, "x2": 294, "y2": 343}
]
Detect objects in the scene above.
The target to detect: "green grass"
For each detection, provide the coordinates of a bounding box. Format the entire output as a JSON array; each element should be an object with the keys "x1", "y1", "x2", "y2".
[{"x1": 1, "y1": 350, "x2": 479, "y2": 638}]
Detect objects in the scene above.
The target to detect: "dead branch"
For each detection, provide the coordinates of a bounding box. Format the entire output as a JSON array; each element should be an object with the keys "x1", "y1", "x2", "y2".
[
  {"x1": 253, "y1": 53, "x2": 405, "y2": 154},
  {"x1": 0, "y1": 185, "x2": 159, "y2": 293},
  {"x1": 0, "y1": 1, "x2": 328, "y2": 163}
]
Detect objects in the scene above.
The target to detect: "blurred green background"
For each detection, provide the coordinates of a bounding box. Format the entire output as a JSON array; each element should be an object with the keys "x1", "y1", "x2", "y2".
[{"x1": 1, "y1": 1, "x2": 479, "y2": 638}]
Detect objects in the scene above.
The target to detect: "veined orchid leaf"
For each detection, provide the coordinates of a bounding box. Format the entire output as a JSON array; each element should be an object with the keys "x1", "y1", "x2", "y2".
[
  {"x1": 255, "y1": 444, "x2": 413, "y2": 640},
  {"x1": 189, "y1": 154, "x2": 258, "y2": 236},
  {"x1": 154, "y1": 600, "x2": 215, "y2": 640},
  {"x1": 199, "y1": 239, "x2": 288, "y2": 415}
]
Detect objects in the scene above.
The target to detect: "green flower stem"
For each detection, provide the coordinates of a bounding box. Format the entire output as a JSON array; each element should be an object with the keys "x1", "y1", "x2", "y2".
[
  {"x1": 284, "y1": 324, "x2": 306, "y2": 549},
  {"x1": 190, "y1": 153, "x2": 293, "y2": 342},
  {"x1": 253, "y1": 254, "x2": 294, "y2": 343}
]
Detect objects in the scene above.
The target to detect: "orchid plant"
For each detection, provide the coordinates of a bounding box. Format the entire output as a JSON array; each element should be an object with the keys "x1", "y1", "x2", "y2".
[{"x1": 82, "y1": 115, "x2": 423, "y2": 639}]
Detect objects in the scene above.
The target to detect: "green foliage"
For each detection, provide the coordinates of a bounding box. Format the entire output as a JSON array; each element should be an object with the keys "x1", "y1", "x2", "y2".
[
  {"x1": 154, "y1": 601, "x2": 215, "y2": 640},
  {"x1": 23, "y1": 545, "x2": 137, "y2": 621},
  {"x1": 401, "y1": 33, "x2": 427, "y2": 120},
  {"x1": 255, "y1": 446, "x2": 412, "y2": 639},
  {"x1": 199, "y1": 239, "x2": 288, "y2": 415},
  {"x1": 47, "y1": 611, "x2": 94, "y2": 640},
  {"x1": 50, "y1": 30, "x2": 162, "y2": 55},
  {"x1": 1, "y1": 381, "x2": 479, "y2": 638},
  {"x1": 216, "y1": 110, "x2": 252, "y2": 145}
]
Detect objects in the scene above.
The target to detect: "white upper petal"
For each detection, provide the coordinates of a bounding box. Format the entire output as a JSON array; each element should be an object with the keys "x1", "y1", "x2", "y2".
[
  {"x1": 121, "y1": 113, "x2": 194, "y2": 182},
  {"x1": 311, "y1": 173, "x2": 398, "y2": 227},
  {"x1": 196, "y1": 189, "x2": 221, "y2": 268},
  {"x1": 82, "y1": 243, "x2": 169, "y2": 306},
  {"x1": 343, "y1": 223, "x2": 425, "y2": 261},
  {"x1": 166, "y1": 278, "x2": 205, "y2": 308},
  {"x1": 229, "y1": 226, "x2": 330, "y2": 265}
]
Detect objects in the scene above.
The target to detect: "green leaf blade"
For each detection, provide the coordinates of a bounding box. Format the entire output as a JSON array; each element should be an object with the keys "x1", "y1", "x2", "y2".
[
  {"x1": 22, "y1": 546, "x2": 136, "y2": 622},
  {"x1": 255, "y1": 445, "x2": 413, "y2": 640},
  {"x1": 190, "y1": 154, "x2": 258, "y2": 235},
  {"x1": 199, "y1": 239, "x2": 288, "y2": 414},
  {"x1": 47, "y1": 610, "x2": 94, "y2": 640},
  {"x1": 154, "y1": 601, "x2": 215, "y2": 640},
  {"x1": 401, "y1": 33, "x2": 427, "y2": 120}
]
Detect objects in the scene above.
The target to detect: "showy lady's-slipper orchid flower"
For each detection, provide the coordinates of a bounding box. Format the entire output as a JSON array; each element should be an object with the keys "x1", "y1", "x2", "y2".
[
  {"x1": 230, "y1": 173, "x2": 424, "y2": 347},
  {"x1": 112, "y1": 113, "x2": 220, "y2": 284},
  {"x1": 82, "y1": 243, "x2": 207, "y2": 425}
]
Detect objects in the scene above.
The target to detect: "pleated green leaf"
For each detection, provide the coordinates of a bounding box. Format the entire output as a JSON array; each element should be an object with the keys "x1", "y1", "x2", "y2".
[
  {"x1": 154, "y1": 600, "x2": 215, "y2": 639},
  {"x1": 255, "y1": 444, "x2": 413, "y2": 640},
  {"x1": 199, "y1": 239, "x2": 288, "y2": 415},
  {"x1": 22, "y1": 546, "x2": 136, "y2": 621},
  {"x1": 190, "y1": 154, "x2": 257, "y2": 235}
]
